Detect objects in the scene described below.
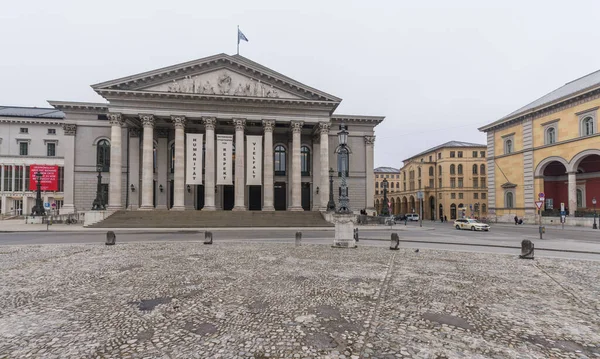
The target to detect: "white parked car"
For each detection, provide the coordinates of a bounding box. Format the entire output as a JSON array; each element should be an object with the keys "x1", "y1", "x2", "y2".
[
  {"x1": 454, "y1": 218, "x2": 490, "y2": 231},
  {"x1": 406, "y1": 214, "x2": 419, "y2": 221}
]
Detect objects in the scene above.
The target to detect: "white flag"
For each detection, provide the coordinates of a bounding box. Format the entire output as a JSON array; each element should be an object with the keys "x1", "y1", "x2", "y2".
[{"x1": 216, "y1": 134, "x2": 233, "y2": 185}]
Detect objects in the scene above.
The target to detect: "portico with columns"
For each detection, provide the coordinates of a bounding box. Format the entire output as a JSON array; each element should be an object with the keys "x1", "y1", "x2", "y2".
[{"x1": 49, "y1": 53, "x2": 383, "y2": 213}]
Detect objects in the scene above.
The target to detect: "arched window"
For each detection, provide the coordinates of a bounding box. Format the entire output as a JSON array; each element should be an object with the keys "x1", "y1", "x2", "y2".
[
  {"x1": 457, "y1": 164, "x2": 463, "y2": 175},
  {"x1": 438, "y1": 165, "x2": 442, "y2": 175},
  {"x1": 582, "y1": 117, "x2": 594, "y2": 136},
  {"x1": 480, "y1": 164, "x2": 485, "y2": 174},
  {"x1": 450, "y1": 164, "x2": 455, "y2": 175},
  {"x1": 97, "y1": 139, "x2": 110, "y2": 172},
  {"x1": 429, "y1": 166, "x2": 434, "y2": 176},
  {"x1": 170, "y1": 142, "x2": 175, "y2": 173},
  {"x1": 505, "y1": 192, "x2": 514, "y2": 209},
  {"x1": 418, "y1": 167, "x2": 421, "y2": 177},
  {"x1": 274, "y1": 145, "x2": 286, "y2": 176},
  {"x1": 546, "y1": 127, "x2": 556, "y2": 144},
  {"x1": 505, "y1": 139, "x2": 513, "y2": 154},
  {"x1": 472, "y1": 164, "x2": 478, "y2": 175},
  {"x1": 301, "y1": 145, "x2": 310, "y2": 176}
]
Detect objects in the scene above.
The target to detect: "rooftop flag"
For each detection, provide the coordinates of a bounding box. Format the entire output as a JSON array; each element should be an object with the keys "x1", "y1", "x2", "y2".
[{"x1": 237, "y1": 26, "x2": 248, "y2": 55}]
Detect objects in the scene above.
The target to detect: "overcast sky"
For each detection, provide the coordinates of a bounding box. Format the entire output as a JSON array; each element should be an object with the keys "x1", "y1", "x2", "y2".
[{"x1": 2, "y1": 0, "x2": 600, "y2": 168}]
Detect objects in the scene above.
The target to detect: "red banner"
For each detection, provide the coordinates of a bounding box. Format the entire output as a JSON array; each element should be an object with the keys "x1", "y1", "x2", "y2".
[{"x1": 29, "y1": 165, "x2": 59, "y2": 191}]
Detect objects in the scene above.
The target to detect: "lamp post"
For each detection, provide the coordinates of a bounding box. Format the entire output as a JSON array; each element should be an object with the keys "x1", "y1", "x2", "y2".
[
  {"x1": 593, "y1": 197, "x2": 597, "y2": 229},
  {"x1": 92, "y1": 164, "x2": 105, "y2": 210},
  {"x1": 327, "y1": 167, "x2": 336, "y2": 212},
  {"x1": 31, "y1": 170, "x2": 45, "y2": 216},
  {"x1": 336, "y1": 123, "x2": 351, "y2": 214},
  {"x1": 381, "y1": 178, "x2": 389, "y2": 216}
]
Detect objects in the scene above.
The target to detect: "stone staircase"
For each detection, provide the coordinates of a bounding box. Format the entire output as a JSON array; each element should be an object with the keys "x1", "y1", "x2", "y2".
[{"x1": 88, "y1": 210, "x2": 333, "y2": 228}]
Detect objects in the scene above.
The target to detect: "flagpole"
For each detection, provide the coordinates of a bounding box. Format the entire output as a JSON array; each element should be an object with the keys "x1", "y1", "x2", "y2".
[{"x1": 237, "y1": 25, "x2": 239, "y2": 55}]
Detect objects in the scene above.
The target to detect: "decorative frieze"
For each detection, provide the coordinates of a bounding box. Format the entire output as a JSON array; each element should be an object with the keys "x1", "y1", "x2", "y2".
[
  {"x1": 262, "y1": 119, "x2": 275, "y2": 132},
  {"x1": 107, "y1": 113, "x2": 124, "y2": 126},
  {"x1": 203, "y1": 117, "x2": 217, "y2": 131},
  {"x1": 62, "y1": 124, "x2": 77, "y2": 136},
  {"x1": 171, "y1": 116, "x2": 186, "y2": 129},
  {"x1": 140, "y1": 114, "x2": 155, "y2": 127}
]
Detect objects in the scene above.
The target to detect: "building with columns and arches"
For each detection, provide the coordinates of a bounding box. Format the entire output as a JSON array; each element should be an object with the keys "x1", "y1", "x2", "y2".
[
  {"x1": 0, "y1": 54, "x2": 383, "y2": 217},
  {"x1": 479, "y1": 69, "x2": 600, "y2": 223}
]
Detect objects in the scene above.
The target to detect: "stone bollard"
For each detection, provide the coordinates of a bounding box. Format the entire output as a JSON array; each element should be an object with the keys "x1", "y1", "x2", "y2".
[
  {"x1": 353, "y1": 228, "x2": 359, "y2": 242},
  {"x1": 204, "y1": 231, "x2": 213, "y2": 245},
  {"x1": 295, "y1": 231, "x2": 302, "y2": 246},
  {"x1": 519, "y1": 239, "x2": 534, "y2": 260},
  {"x1": 105, "y1": 231, "x2": 116, "y2": 246},
  {"x1": 390, "y1": 233, "x2": 400, "y2": 250}
]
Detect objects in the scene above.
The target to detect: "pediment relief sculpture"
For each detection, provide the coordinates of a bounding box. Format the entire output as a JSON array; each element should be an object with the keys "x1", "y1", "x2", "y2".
[{"x1": 144, "y1": 70, "x2": 296, "y2": 99}]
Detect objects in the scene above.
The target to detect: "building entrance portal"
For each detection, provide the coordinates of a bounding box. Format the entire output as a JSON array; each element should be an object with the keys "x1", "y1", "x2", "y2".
[
  {"x1": 274, "y1": 182, "x2": 287, "y2": 211},
  {"x1": 301, "y1": 183, "x2": 311, "y2": 211},
  {"x1": 248, "y1": 185, "x2": 262, "y2": 211},
  {"x1": 223, "y1": 185, "x2": 234, "y2": 211},
  {"x1": 195, "y1": 185, "x2": 204, "y2": 210}
]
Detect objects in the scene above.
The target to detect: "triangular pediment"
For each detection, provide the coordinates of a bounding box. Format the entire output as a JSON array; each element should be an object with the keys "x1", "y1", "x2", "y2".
[{"x1": 91, "y1": 53, "x2": 341, "y2": 103}]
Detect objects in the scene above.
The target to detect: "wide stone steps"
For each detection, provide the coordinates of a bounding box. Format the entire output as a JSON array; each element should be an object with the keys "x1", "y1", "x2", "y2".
[{"x1": 88, "y1": 210, "x2": 333, "y2": 228}]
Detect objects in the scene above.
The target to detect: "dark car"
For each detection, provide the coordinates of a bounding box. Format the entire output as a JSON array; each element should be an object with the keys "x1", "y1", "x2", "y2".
[{"x1": 394, "y1": 214, "x2": 407, "y2": 221}]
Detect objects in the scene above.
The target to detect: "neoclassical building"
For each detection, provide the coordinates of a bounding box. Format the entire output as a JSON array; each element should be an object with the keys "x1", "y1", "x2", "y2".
[
  {"x1": 479, "y1": 69, "x2": 600, "y2": 222},
  {"x1": 374, "y1": 141, "x2": 488, "y2": 220},
  {"x1": 1, "y1": 54, "x2": 383, "y2": 215}
]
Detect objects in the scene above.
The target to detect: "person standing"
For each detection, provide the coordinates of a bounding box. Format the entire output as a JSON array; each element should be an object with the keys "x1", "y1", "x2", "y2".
[{"x1": 514, "y1": 215, "x2": 518, "y2": 225}]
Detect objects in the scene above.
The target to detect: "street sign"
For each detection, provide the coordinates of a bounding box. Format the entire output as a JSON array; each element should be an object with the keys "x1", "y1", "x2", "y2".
[
  {"x1": 561, "y1": 202, "x2": 565, "y2": 211},
  {"x1": 539, "y1": 192, "x2": 545, "y2": 199},
  {"x1": 535, "y1": 201, "x2": 543, "y2": 210},
  {"x1": 44, "y1": 202, "x2": 50, "y2": 208},
  {"x1": 416, "y1": 191, "x2": 423, "y2": 200},
  {"x1": 51, "y1": 203, "x2": 56, "y2": 208}
]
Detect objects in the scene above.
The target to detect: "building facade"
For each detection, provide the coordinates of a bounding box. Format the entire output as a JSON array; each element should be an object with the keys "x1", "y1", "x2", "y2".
[
  {"x1": 1, "y1": 54, "x2": 383, "y2": 215},
  {"x1": 374, "y1": 166, "x2": 400, "y2": 197},
  {"x1": 374, "y1": 141, "x2": 488, "y2": 220},
  {"x1": 479, "y1": 70, "x2": 600, "y2": 222}
]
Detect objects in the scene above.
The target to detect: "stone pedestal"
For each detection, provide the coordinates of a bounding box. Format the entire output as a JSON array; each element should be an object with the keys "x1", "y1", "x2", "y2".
[{"x1": 333, "y1": 213, "x2": 357, "y2": 248}]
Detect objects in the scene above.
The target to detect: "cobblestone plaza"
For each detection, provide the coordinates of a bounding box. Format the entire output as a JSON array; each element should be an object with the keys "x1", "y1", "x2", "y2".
[{"x1": 1, "y1": 242, "x2": 599, "y2": 358}]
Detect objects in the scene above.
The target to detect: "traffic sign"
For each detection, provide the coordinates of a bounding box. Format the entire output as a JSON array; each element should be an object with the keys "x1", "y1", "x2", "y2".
[
  {"x1": 561, "y1": 202, "x2": 565, "y2": 211},
  {"x1": 44, "y1": 202, "x2": 50, "y2": 208},
  {"x1": 539, "y1": 192, "x2": 545, "y2": 199},
  {"x1": 51, "y1": 203, "x2": 56, "y2": 208},
  {"x1": 416, "y1": 191, "x2": 423, "y2": 200},
  {"x1": 535, "y1": 201, "x2": 544, "y2": 210}
]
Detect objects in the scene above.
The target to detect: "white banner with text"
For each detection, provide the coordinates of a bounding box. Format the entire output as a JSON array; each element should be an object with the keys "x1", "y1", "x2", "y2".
[
  {"x1": 246, "y1": 135, "x2": 262, "y2": 185},
  {"x1": 186, "y1": 133, "x2": 203, "y2": 185},
  {"x1": 216, "y1": 134, "x2": 234, "y2": 185}
]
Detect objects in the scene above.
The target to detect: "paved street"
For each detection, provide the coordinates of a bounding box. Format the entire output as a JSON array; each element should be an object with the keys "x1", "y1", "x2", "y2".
[
  {"x1": 1, "y1": 242, "x2": 599, "y2": 358},
  {"x1": 1, "y1": 221, "x2": 599, "y2": 260}
]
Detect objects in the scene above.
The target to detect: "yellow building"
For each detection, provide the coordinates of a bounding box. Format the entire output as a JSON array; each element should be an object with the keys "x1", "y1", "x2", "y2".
[
  {"x1": 374, "y1": 166, "x2": 401, "y2": 197},
  {"x1": 479, "y1": 69, "x2": 600, "y2": 222},
  {"x1": 374, "y1": 141, "x2": 488, "y2": 220}
]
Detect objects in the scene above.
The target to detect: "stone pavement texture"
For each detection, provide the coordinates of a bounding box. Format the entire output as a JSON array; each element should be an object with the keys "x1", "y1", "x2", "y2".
[{"x1": 0, "y1": 242, "x2": 599, "y2": 359}]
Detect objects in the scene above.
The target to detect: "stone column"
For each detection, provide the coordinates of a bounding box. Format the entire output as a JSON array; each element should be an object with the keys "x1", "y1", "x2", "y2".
[
  {"x1": 568, "y1": 171, "x2": 577, "y2": 215},
  {"x1": 233, "y1": 119, "x2": 246, "y2": 211},
  {"x1": 318, "y1": 122, "x2": 330, "y2": 211},
  {"x1": 262, "y1": 120, "x2": 275, "y2": 211},
  {"x1": 60, "y1": 124, "x2": 77, "y2": 214},
  {"x1": 289, "y1": 121, "x2": 304, "y2": 211},
  {"x1": 156, "y1": 130, "x2": 169, "y2": 209},
  {"x1": 365, "y1": 136, "x2": 376, "y2": 213},
  {"x1": 172, "y1": 116, "x2": 186, "y2": 211},
  {"x1": 139, "y1": 114, "x2": 155, "y2": 210},
  {"x1": 203, "y1": 117, "x2": 217, "y2": 211},
  {"x1": 107, "y1": 113, "x2": 124, "y2": 210}
]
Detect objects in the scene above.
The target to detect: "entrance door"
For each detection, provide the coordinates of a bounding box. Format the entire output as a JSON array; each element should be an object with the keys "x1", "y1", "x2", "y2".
[
  {"x1": 223, "y1": 185, "x2": 234, "y2": 210},
  {"x1": 169, "y1": 180, "x2": 174, "y2": 209},
  {"x1": 301, "y1": 183, "x2": 311, "y2": 211},
  {"x1": 153, "y1": 180, "x2": 157, "y2": 208},
  {"x1": 450, "y1": 204, "x2": 457, "y2": 219},
  {"x1": 248, "y1": 185, "x2": 262, "y2": 211},
  {"x1": 429, "y1": 196, "x2": 435, "y2": 220},
  {"x1": 274, "y1": 182, "x2": 286, "y2": 211},
  {"x1": 196, "y1": 185, "x2": 205, "y2": 210}
]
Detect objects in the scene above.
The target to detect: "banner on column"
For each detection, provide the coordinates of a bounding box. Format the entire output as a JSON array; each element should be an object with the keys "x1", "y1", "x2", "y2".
[
  {"x1": 186, "y1": 133, "x2": 204, "y2": 185},
  {"x1": 246, "y1": 135, "x2": 263, "y2": 185},
  {"x1": 216, "y1": 134, "x2": 233, "y2": 185}
]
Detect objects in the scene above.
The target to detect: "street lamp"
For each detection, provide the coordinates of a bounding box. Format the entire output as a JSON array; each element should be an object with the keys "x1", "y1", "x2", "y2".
[
  {"x1": 327, "y1": 167, "x2": 336, "y2": 211},
  {"x1": 335, "y1": 123, "x2": 351, "y2": 214},
  {"x1": 92, "y1": 164, "x2": 106, "y2": 210},
  {"x1": 593, "y1": 197, "x2": 597, "y2": 229},
  {"x1": 381, "y1": 178, "x2": 389, "y2": 216},
  {"x1": 31, "y1": 170, "x2": 45, "y2": 216}
]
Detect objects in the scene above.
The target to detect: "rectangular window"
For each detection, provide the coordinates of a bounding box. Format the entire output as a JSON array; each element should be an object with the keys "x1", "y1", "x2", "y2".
[
  {"x1": 14, "y1": 166, "x2": 23, "y2": 192},
  {"x1": 437, "y1": 153, "x2": 441, "y2": 159},
  {"x1": 473, "y1": 178, "x2": 479, "y2": 188},
  {"x1": 429, "y1": 179, "x2": 434, "y2": 188},
  {"x1": 480, "y1": 151, "x2": 485, "y2": 158},
  {"x1": 438, "y1": 193, "x2": 442, "y2": 199},
  {"x1": 438, "y1": 178, "x2": 442, "y2": 188},
  {"x1": 47, "y1": 143, "x2": 56, "y2": 157},
  {"x1": 58, "y1": 167, "x2": 64, "y2": 192},
  {"x1": 482, "y1": 193, "x2": 487, "y2": 199},
  {"x1": 429, "y1": 155, "x2": 432, "y2": 162},
  {"x1": 451, "y1": 193, "x2": 456, "y2": 199},
  {"x1": 403, "y1": 183, "x2": 406, "y2": 191},
  {"x1": 20, "y1": 128, "x2": 28, "y2": 134},
  {"x1": 375, "y1": 190, "x2": 379, "y2": 195},
  {"x1": 19, "y1": 142, "x2": 28, "y2": 156},
  {"x1": 474, "y1": 193, "x2": 479, "y2": 199},
  {"x1": 48, "y1": 128, "x2": 56, "y2": 135},
  {"x1": 458, "y1": 178, "x2": 463, "y2": 188},
  {"x1": 450, "y1": 151, "x2": 455, "y2": 158},
  {"x1": 458, "y1": 151, "x2": 463, "y2": 158},
  {"x1": 481, "y1": 178, "x2": 486, "y2": 188},
  {"x1": 4, "y1": 166, "x2": 13, "y2": 191},
  {"x1": 375, "y1": 174, "x2": 379, "y2": 178},
  {"x1": 450, "y1": 178, "x2": 456, "y2": 188},
  {"x1": 458, "y1": 193, "x2": 463, "y2": 199},
  {"x1": 25, "y1": 166, "x2": 30, "y2": 190}
]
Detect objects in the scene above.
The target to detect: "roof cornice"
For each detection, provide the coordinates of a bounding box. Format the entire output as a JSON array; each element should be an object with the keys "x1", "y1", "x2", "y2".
[
  {"x1": 331, "y1": 114, "x2": 385, "y2": 124},
  {"x1": 48, "y1": 101, "x2": 109, "y2": 112},
  {"x1": 0, "y1": 117, "x2": 63, "y2": 125}
]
